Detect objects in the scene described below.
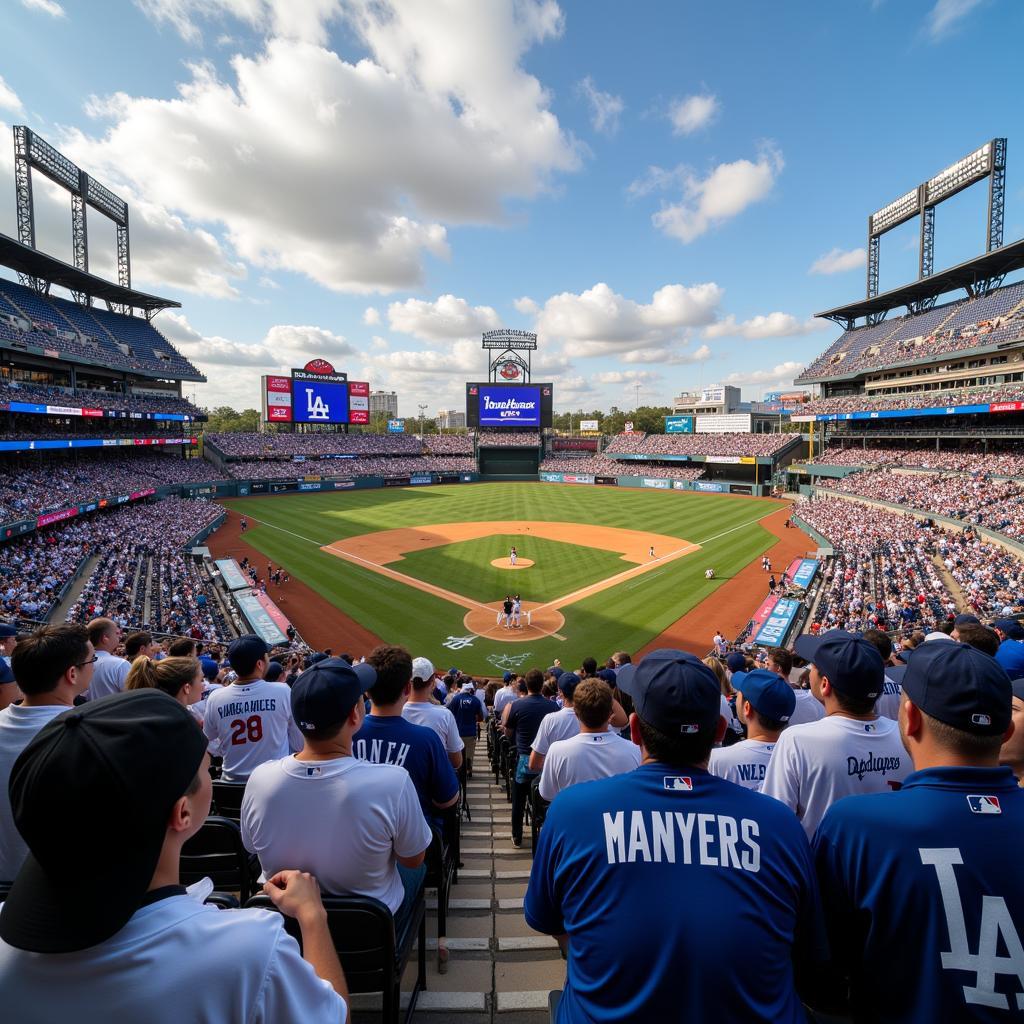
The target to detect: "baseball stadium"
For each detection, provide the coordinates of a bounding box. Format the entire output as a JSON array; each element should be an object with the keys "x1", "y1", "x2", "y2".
[{"x1": 2, "y1": 5, "x2": 1024, "y2": 1021}]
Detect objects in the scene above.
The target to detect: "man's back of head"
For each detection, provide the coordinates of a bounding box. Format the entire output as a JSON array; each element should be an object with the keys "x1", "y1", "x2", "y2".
[
  {"x1": 86, "y1": 618, "x2": 118, "y2": 652},
  {"x1": 367, "y1": 644, "x2": 413, "y2": 706},
  {"x1": 11, "y1": 626, "x2": 93, "y2": 702},
  {"x1": 524, "y1": 668, "x2": 544, "y2": 695}
]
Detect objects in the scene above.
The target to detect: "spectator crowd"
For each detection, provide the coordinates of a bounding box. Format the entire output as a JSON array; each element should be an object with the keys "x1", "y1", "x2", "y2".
[
  {"x1": 811, "y1": 442, "x2": 1024, "y2": 477},
  {"x1": 604, "y1": 431, "x2": 796, "y2": 457}
]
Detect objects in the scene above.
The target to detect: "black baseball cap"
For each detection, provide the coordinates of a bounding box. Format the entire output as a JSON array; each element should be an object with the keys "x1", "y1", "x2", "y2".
[
  {"x1": 993, "y1": 618, "x2": 1024, "y2": 641},
  {"x1": 227, "y1": 634, "x2": 269, "y2": 674},
  {"x1": 0, "y1": 690, "x2": 208, "y2": 953},
  {"x1": 794, "y1": 629, "x2": 885, "y2": 700},
  {"x1": 557, "y1": 672, "x2": 580, "y2": 699},
  {"x1": 0, "y1": 623, "x2": 17, "y2": 638},
  {"x1": 291, "y1": 657, "x2": 377, "y2": 734},
  {"x1": 953, "y1": 613, "x2": 981, "y2": 627},
  {"x1": 902, "y1": 642, "x2": 1012, "y2": 736},
  {"x1": 618, "y1": 649, "x2": 721, "y2": 735}
]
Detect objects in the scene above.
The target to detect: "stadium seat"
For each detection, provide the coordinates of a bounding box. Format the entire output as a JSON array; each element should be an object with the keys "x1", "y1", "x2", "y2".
[
  {"x1": 530, "y1": 777, "x2": 550, "y2": 853},
  {"x1": 210, "y1": 780, "x2": 246, "y2": 823},
  {"x1": 204, "y1": 891, "x2": 241, "y2": 910},
  {"x1": 180, "y1": 816, "x2": 257, "y2": 902},
  {"x1": 244, "y1": 891, "x2": 427, "y2": 1024}
]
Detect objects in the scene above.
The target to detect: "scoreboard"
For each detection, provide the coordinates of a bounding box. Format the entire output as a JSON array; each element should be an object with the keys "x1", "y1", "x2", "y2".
[{"x1": 262, "y1": 362, "x2": 368, "y2": 425}]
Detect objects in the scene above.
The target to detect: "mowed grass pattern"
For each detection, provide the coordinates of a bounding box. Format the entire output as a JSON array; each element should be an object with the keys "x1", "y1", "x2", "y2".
[
  {"x1": 396, "y1": 534, "x2": 631, "y2": 604},
  {"x1": 221, "y1": 482, "x2": 787, "y2": 673}
]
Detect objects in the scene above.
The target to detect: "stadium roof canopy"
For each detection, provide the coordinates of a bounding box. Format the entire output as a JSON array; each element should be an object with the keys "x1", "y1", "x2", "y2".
[
  {"x1": 0, "y1": 233, "x2": 180, "y2": 313},
  {"x1": 816, "y1": 238, "x2": 1024, "y2": 329}
]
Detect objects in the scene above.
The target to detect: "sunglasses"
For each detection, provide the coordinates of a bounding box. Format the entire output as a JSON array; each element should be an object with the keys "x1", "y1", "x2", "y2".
[{"x1": 75, "y1": 655, "x2": 99, "y2": 668}]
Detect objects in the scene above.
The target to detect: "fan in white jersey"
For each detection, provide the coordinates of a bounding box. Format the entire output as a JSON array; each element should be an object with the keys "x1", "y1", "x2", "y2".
[
  {"x1": 203, "y1": 635, "x2": 303, "y2": 782},
  {"x1": 243, "y1": 657, "x2": 431, "y2": 921},
  {"x1": 0, "y1": 690, "x2": 349, "y2": 1023},
  {"x1": 709, "y1": 668, "x2": 795, "y2": 792},
  {"x1": 539, "y1": 677, "x2": 641, "y2": 800},
  {"x1": 402, "y1": 657, "x2": 463, "y2": 770},
  {"x1": 761, "y1": 630, "x2": 912, "y2": 836},
  {"x1": 767, "y1": 646, "x2": 825, "y2": 727}
]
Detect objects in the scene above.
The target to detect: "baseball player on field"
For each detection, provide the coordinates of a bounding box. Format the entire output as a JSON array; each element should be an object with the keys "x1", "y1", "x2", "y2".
[
  {"x1": 512, "y1": 594, "x2": 522, "y2": 628},
  {"x1": 510, "y1": 546, "x2": 517, "y2": 567},
  {"x1": 502, "y1": 595, "x2": 514, "y2": 629},
  {"x1": 809, "y1": 641, "x2": 1023, "y2": 1022}
]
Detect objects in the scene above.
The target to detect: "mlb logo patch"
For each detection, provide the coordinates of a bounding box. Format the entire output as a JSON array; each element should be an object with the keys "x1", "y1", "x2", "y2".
[
  {"x1": 972, "y1": 713, "x2": 992, "y2": 727},
  {"x1": 305, "y1": 766, "x2": 323, "y2": 777},
  {"x1": 663, "y1": 776, "x2": 693, "y2": 792},
  {"x1": 967, "y1": 795, "x2": 1001, "y2": 815},
  {"x1": 679, "y1": 723, "x2": 700, "y2": 734}
]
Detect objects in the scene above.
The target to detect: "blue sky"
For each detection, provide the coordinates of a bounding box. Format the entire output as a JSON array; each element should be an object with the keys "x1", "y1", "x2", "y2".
[{"x1": 1, "y1": 0, "x2": 1022, "y2": 416}]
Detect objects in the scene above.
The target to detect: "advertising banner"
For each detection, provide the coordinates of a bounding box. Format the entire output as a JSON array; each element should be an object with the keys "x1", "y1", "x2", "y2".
[
  {"x1": 704, "y1": 456, "x2": 742, "y2": 464},
  {"x1": 387, "y1": 419, "x2": 405, "y2": 433},
  {"x1": 753, "y1": 598, "x2": 801, "y2": 646},
  {"x1": 267, "y1": 405, "x2": 292, "y2": 423},
  {"x1": 38, "y1": 507, "x2": 79, "y2": 528},
  {"x1": 749, "y1": 594, "x2": 780, "y2": 636},
  {"x1": 694, "y1": 480, "x2": 726, "y2": 492},
  {"x1": 561, "y1": 474, "x2": 594, "y2": 485},
  {"x1": 665, "y1": 415, "x2": 694, "y2": 434},
  {"x1": 410, "y1": 473, "x2": 433, "y2": 485},
  {"x1": 348, "y1": 383, "x2": 369, "y2": 424},
  {"x1": 348, "y1": 380, "x2": 370, "y2": 396},
  {"x1": 791, "y1": 558, "x2": 820, "y2": 590},
  {"x1": 595, "y1": 476, "x2": 618, "y2": 486},
  {"x1": 1, "y1": 519, "x2": 35, "y2": 540},
  {"x1": 333, "y1": 480, "x2": 356, "y2": 489},
  {"x1": 642, "y1": 478, "x2": 671, "y2": 489},
  {"x1": 235, "y1": 592, "x2": 289, "y2": 646},
  {"x1": 477, "y1": 384, "x2": 540, "y2": 426},
  {"x1": 298, "y1": 482, "x2": 322, "y2": 491},
  {"x1": 579, "y1": 419, "x2": 599, "y2": 432},
  {"x1": 539, "y1": 472, "x2": 564, "y2": 483},
  {"x1": 214, "y1": 559, "x2": 250, "y2": 591},
  {"x1": 672, "y1": 480, "x2": 690, "y2": 490}
]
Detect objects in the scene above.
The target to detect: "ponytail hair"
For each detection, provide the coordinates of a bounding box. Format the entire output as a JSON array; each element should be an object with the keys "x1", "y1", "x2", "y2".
[{"x1": 126, "y1": 655, "x2": 201, "y2": 700}]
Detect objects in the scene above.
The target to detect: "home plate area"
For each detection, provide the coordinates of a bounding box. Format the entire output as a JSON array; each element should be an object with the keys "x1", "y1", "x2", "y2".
[{"x1": 322, "y1": 521, "x2": 699, "y2": 643}]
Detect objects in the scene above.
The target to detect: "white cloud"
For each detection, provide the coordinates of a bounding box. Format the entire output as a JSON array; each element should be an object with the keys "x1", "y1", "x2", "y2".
[
  {"x1": 65, "y1": 2, "x2": 580, "y2": 294},
  {"x1": 668, "y1": 93, "x2": 718, "y2": 136},
  {"x1": 595, "y1": 369, "x2": 660, "y2": 385},
  {"x1": 722, "y1": 360, "x2": 806, "y2": 392},
  {"x1": 705, "y1": 312, "x2": 822, "y2": 340},
  {"x1": 576, "y1": 76, "x2": 624, "y2": 136},
  {"x1": 0, "y1": 77, "x2": 23, "y2": 114},
  {"x1": 258, "y1": 275, "x2": 280, "y2": 289},
  {"x1": 514, "y1": 296, "x2": 540, "y2": 315},
  {"x1": 926, "y1": 0, "x2": 984, "y2": 40},
  {"x1": 620, "y1": 343, "x2": 712, "y2": 365},
  {"x1": 370, "y1": 335, "x2": 389, "y2": 350},
  {"x1": 363, "y1": 306, "x2": 381, "y2": 326},
  {"x1": 809, "y1": 246, "x2": 866, "y2": 275},
  {"x1": 21, "y1": 0, "x2": 66, "y2": 17},
  {"x1": 536, "y1": 281, "x2": 723, "y2": 358},
  {"x1": 651, "y1": 145, "x2": 783, "y2": 244},
  {"x1": 387, "y1": 294, "x2": 500, "y2": 342},
  {"x1": 626, "y1": 164, "x2": 687, "y2": 200}
]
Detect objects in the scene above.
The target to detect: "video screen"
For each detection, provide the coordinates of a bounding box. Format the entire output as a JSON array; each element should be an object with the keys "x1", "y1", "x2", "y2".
[
  {"x1": 466, "y1": 383, "x2": 553, "y2": 428},
  {"x1": 292, "y1": 380, "x2": 349, "y2": 424}
]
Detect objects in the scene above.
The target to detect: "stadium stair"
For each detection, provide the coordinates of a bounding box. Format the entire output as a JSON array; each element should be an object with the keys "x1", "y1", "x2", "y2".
[
  {"x1": 47, "y1": 554, "x2": 101, "y2": 625},
  {"x1": 349, "y1": 759, "x2": 562, "y2": 1022}
]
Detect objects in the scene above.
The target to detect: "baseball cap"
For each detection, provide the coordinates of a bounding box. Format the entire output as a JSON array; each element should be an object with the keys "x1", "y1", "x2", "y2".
[
  {"x1": 0, "y1": 690, "x2": 208, "y2": 953},
  {"x1": 547, "y1": 665, "x2": 564, "y2": 679},
  {"x1": 617, "y1": 649, "x2": 721, "y2": 735},
  {"x1": 726, "y1": 652, "x2": 746, "y2": 674},
  {"x1": 306, "y1": 651, "x2": 328, "y2": 666},
  {"x1": 291, "y1": 658, "x2": 377, "y2": 734},
  {"x1": 902, "y1": 641, "x2": 1012, "y2": 736},
  {"x1": 557, "y1": 671, "x2": 580, "y2": 699},
  {"x1": 954, "y1": 613, "x2": 981, "y2": 627},
  {"x1": 794, "y1": 629, "x2": 885, "y2": 700},
  {"x1": 461, "y1": 681, "x2": 475, "y2": 692},
  {"x1": 993, "y1": 618, "x2": 1024, "y2": 641},
  {"x1": 264, "y1": 660, "x2": 284, "y2": 682},
  {"x1": 503, "y1": 671, "x2": 513, "y2": 683},
  {"x1": 448, "y1": 667, "x2": 458, "y2": 676},
  {"x1": 1012, "y1": 678, "x2": 1024, "y2": 701},
  {"x1": 0, "y1": 623, "x2": 17, "y2": 638},
  {"x1": 596, "y1": 668, "x2": 617, "y2": 684},
  {"x1": 411, "y1": 657, "x2": 435, "y2": 683},
  {"x1": 201, "y1": 659, "x2": 220, "y2": 682},
  {"x1": 732, "y1": 669, "x2": 796, "y2": 723},
  {"x1": 227, "y1": 634, "x2": 269, "y2": 674}
]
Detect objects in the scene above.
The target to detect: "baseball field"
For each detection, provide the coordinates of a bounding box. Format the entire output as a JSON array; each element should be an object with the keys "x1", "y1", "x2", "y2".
[{"x1": 215, "y1": 482, "x2": 792, "y2": 676}]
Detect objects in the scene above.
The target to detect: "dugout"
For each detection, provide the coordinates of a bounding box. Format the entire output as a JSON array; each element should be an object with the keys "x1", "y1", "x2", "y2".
[{"x1": 477, "y1": 445, "x2": 539, "y2": 478}]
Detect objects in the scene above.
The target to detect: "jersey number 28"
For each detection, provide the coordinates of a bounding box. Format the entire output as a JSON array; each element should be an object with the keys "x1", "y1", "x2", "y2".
[{"x1": 230, "y1": 715, "x2": 264, "y2": 745}]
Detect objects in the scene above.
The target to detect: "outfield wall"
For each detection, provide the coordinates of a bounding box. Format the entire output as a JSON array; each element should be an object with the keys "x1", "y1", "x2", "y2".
[{"x1": 538, "y1": 471, "x2": 773, "y2": 496}]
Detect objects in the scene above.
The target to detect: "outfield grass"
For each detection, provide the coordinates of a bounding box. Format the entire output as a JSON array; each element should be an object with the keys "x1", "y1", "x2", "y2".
[
  {"x1": 221, "y1": 482, "x2": 786, "y2": 675},
  {"x1": 397, "y1": 533, "x2": 630, "y2": 603}
]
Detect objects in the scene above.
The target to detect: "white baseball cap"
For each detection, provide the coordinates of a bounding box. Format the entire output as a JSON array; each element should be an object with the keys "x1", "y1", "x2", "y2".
[
  {"x1": 461, "y1": 681, "x2": 475, "y2": 692},
  {"x1": 411, "y1": 657, "x2": 435, "y2": 682}
]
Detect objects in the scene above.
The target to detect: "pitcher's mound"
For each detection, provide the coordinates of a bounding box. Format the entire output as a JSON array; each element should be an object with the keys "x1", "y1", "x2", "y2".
[{"x1": 490, "y1": 558, "x2": 534, "y2": 569}]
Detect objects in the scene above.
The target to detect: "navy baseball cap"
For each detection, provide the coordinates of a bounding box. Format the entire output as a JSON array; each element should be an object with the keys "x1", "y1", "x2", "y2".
[
  {"x1": 993, "y1": 618, "x2": 1024, "y2": 641},
  {"x1": 1012, "y1": 678, "x2": 1024, "y2": 701},
  {"x1": 794, "y1": 629, "x2": 885, "y2": 700},
  {"x1": 503, "y1": 671, "x2": 513, "y2": 682},
  {"x1": 291, "y1": 658, "x2": 377, "y2": 734},
  {"x1": 732, "y1": 669, "x2": 796, "y2": 724},
  {"x1": 227, "y1": 634, "x2": 269, "y2": 673},
  {"x1": 201, "y1": 659, "x2": 220, "y2": 682},
  {"x1": 596, "y1": 668, "x2": 617, "y2": 684},
  {"x1": 954, "y1": 613, "x2": 981, "y2": 627},
  {"x1": 265, "y1": 660, "x2": 284, "y2": 682},
  {"x1": 0, "y1": 623, "x2": 17, "y2": 638},
  {"x1": 726, "y1": 652, "x2": 746, "y2": 674},
  {"x1": 557, "y1": 671, "x2": 580, "y2": 699},
  {"x1": 618, "y1": 649, "x2": 721, "y2": 735},
  {"x1": 903, "y1": 642, "x2": 1011, "y2": 736},
  {"x1": 1, "y1": 690, "x2": 208, "y2": 953},
  {"x1": 547, "y1": 665, "x2": 565, "y2": 679}
]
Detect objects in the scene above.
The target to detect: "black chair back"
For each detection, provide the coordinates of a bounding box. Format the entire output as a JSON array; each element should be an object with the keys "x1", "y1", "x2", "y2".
[
  {"x1": 211, "y1": 780, "x2": 246, "y2": 822},
  {"x1": 180, "y1": 816, "x2": 255, "y2": 901}
]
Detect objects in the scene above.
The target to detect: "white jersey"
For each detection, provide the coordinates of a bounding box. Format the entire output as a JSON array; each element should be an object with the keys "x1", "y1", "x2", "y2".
[
  {"x1": 0, "y1": 704, "x2": 68, "y2": 879},
  {"x1": 85, "y1": 650, "x2": 130, "y2": 701},
  {"x1": 761, "y1": 715, "x2": 912, "y2": 837},
  {"x1": 203, "y1": 679, "x2": 302, "y2": 782},
  {"x1": 0, "y1": 893, "x2": 346, "y2": 1023},
  {"x1": 708, "y1": 739, "x2": 777, "y2": 792},
  {"x1": 242, "y1": 756, "x2": 430, "y2": 914},
  {"x1": 402, "y1": 702, "x2": 464, "y2": 756},
  {"x1": 531, "y1": 706, "x2": 580, "y2": 756},
  {"x1": 539, "y1": 730, "x2": 641, "y2": 801},
  {"x1": 876, "y1": 674, "x2": 902, "y2": 721},
  {"x1": 190, "y1": 682, "x2": 222, "y2": 725},
  {"x1": 493, "y1": 686, "x2": 517, "y2": 717},
  {"x1": 787, "y1": 689, "x2": 825, "y2": 727}
]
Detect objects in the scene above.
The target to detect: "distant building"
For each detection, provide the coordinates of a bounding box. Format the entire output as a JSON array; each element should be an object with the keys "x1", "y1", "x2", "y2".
[
  {"x1": 436, "y1": 408, "x2": 466, "y2": 430},
  {"x1": 369, "y1": 390, "x2": 398, "y2": 418},
  {"x1": 672, "y1": 384, "x2": 788, "y2": 434}
]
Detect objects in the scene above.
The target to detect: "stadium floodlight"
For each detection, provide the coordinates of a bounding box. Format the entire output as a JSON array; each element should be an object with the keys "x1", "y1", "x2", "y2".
[
  {"x1": 869, "y1": 188, "x2": 921, "y2": 237},
  {"x1": 924, "y1": 142, "x2": 993, "y2": 205},
  {"x1": 481, "y1": 329, "x2": 538, "y2": 350}
]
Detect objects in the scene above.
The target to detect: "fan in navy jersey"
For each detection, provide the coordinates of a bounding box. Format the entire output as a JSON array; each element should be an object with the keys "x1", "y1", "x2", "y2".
[
  {"x1": 811, "y1": 641, "x2": 1023, "y2": 1023},
  {"x1": 525, "y1": 648, "x2": 825, "y2": 1023},
  {"x1": 352, "y1": 645, "x2": 459, "y2": 826}
]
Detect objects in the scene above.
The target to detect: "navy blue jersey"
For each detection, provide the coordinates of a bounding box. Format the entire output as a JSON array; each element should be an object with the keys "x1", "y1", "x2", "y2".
[
  {"x1": 505, "y1": 695, "x2": 558, "y2": 755},
  {"x1": 525, "y1": 763, "x2": 824, "y2": 1022},
  {"x1": 353, "y1": 715, "x2": 459, "y2": 822},
  {"x1": 813, "y1": 766, "x2": 1024, "y2": 1022},
  {"x1": 448, "y1": 692, "x2": 483, "y2": 737}
]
